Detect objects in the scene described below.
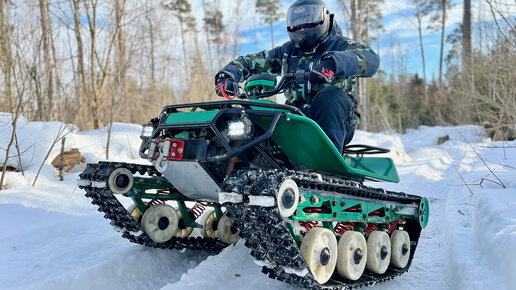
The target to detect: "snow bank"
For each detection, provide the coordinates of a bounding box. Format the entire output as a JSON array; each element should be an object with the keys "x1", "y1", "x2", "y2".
[{"x1": 0, "y1": 117, "x2": 148, "y2": 214}]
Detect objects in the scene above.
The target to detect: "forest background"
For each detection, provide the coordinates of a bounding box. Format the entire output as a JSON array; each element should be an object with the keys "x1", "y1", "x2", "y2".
[{"x1": 0, "y1": 0, "x2": 514, "y2": 144}]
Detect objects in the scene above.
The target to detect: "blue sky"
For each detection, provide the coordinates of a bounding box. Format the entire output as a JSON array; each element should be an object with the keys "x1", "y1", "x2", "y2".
[{"x1": 234, "y1": 0, "x2": 515, "y2": 80}]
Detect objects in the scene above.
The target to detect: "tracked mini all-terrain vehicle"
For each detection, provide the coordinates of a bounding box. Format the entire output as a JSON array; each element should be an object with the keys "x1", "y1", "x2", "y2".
[{"x1": 78, "y1": 72, "x2": 429, "y2": 289}]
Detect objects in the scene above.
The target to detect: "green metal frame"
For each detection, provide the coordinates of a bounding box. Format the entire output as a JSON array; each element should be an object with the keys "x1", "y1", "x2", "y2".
[
  {"x1": 287, "y1": 192, "x2": 419, "y2": 245},
  {"x1": 124, "y1": 176, "x2": 198, "y2": 228},
  {"x1": 293, "y1": 192, "x2": 412, "y2": 224}
]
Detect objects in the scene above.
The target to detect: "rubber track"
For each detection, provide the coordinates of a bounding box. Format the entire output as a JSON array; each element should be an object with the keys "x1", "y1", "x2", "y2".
[
  {"x1": 221, "y1": 169, "x2": 423, "y2": 289},
  {"x1": 78, "y1": 161, "x2": 227, "y2": 252}
]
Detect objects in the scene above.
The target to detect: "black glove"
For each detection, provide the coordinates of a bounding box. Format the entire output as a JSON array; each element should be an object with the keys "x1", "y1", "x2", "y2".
[
  {"x1": 215, "y1": 71, "x2": 239, "y2": 98},
  {"x1": 309, "y1": 58, "x2": 337, "y2": 85}
]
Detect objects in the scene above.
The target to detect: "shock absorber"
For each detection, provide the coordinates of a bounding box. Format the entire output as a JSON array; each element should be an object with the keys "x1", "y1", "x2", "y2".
[
  {"x1": 387, "y1": 221, "x2": 398, "y2": 234},
  {"x1": 363, "y1": 223, "x2": 378, "y2": 237},
  {"x1": 190, "y1": 202, "x2": 207, "y2": 219},
  {"x1": 147, "y1": 199, "x2": 165, "y2": 206},
  {"x1": 334, "y1": 222, "x2": 354, "y2": 236},
  {"x1": 299, "y1": 221, "x2": 319, "y2": 233}
]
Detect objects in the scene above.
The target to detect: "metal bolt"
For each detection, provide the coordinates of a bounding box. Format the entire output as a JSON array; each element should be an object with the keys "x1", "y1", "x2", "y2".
[
  {"x1": 294, "y1": 209, "x2": 299, "y2": 216},
  {"x1": 178, "y1": 148, "x2": 183, "y2": 153},
  {"x1": 341, "y1": 201, "x2": 346, "y2": 207},
  {"x1": 172, "y1": 142, "x2": 177, "y2": 147},
  {"x1": 333, "y1": 212, "x2": 338, "y2": 218},
  {"x1": 171, "y1": 152, "x2": 176, "y2": 157},
  {"x1": 310, "y1": 195, "x2": 320, "y2": 204},
  {"x1": 332, "y1": 200, "x2": 337, "y2": 206}
]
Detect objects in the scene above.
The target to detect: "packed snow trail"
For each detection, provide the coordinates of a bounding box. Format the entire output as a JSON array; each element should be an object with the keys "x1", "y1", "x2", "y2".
[{"x1": 1, "y1": 121, "x2": 515, "y2": 290}]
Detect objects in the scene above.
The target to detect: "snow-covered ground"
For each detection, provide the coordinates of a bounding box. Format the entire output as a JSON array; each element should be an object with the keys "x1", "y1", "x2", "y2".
[{"x1": 1, "y1": 116, "x2": 515, "y2": 290}]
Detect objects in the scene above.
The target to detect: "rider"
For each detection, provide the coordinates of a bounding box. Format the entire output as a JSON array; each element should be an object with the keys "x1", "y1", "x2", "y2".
[{"x1": 215, "y1": 0, "x2": 379, "y2": 153}]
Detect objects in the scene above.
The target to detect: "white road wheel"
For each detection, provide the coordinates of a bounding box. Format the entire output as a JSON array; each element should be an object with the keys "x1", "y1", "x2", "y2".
[
  {"x1": 126, "y1": 204, "x2": 142, "y2": 222},
  {"x1": 366, "y1": 231, "x2": 391, "y2": 274},
  {"x1": 337, "y1": 231, "x2": 367, "y2": 280},
  {"x1": 107, "y1": 168, "x2": 133, "y2": 194},
  {"x1": 174, "y1": 209, "x2": 194, "y2": 238},
  {"x1": 217, "y1": 214, "x2": 240, "y2": 244},
  {"x1": 141, "y1": 204, "x2": 178, "y2": 243},
  {"x1": 300, "y1": 227, "x2": 338, "y2": 284},
  {"x1": 391, "y1": 230, "x2": 411, "y2": 269},
  {"x1": 200, "y1": 209, "x2": 218, "y2": 238},
  {"x1": 276, "y1": 178, "x2": 299, "y2": 218}
]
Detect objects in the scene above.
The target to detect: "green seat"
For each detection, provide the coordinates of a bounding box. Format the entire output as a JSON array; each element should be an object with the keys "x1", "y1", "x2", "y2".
[{"x1": 251, "y1": 112, "x2": 399, "y2": 183}]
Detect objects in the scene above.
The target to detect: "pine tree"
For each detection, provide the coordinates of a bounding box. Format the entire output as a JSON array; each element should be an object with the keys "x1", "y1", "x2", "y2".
[{"x1": 256, "y1": 0, "x2": 283, "y2": 48}]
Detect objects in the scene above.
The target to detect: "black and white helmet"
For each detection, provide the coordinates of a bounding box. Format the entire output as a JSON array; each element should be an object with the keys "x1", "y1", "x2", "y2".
[{"x1": 286, "y1": 0, "x2": 332, "y2": 50}]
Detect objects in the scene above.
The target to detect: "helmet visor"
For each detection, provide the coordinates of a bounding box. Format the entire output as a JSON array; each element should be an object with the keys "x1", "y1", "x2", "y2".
[{"x1": 286, "y1": 5, "x2": 325, "y2": 30}]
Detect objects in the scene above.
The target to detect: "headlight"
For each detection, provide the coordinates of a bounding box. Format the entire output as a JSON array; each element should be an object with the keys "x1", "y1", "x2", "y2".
[
  {"x1": 227, "y1": 117, "x2": 253, "y2": 140},
  {"x1": 141, "y1": 125, "x2": 154, "y2": 138}
]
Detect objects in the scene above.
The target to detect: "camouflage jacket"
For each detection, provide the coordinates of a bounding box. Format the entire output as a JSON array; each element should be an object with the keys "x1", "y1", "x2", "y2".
[{"x1": 221, "y1": 22, "x2": 379, "y2": 105}]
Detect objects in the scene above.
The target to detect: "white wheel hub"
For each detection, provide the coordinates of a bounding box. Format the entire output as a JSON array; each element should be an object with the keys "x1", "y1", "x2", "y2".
[
  {"x1": 174, "y1": 209, "x2": 194, "y2": 238},
  {"x1": 107, "y1": 168, "x2": 133, "y2": 194},
  {"x1": 391, "y1": 230, "x2": 411, "y2": 268},
  {"x1": 300, "y1": 227, "x2": 338, "y2": 284},
  {"x1": 337, "y1": 231, "x2": 367, "y2": 280},
  {"x1": 217, "y1": 214, "x2": 240, "y2": 244},
  {"x1": 200, "y1": 209, "x2": 218, "y2": 238},
  {"x1": 366, "y1": 231, "x2": 391, "y2": 274},
  {"x1": 141, "y1": 204, "x2": 178, "y2": 243},
  {"x1": 276, "y1": 178, "x2": 299, "y2": 218}
]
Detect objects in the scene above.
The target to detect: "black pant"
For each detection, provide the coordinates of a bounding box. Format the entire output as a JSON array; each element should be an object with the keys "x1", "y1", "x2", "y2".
[{"x1": 295, "y1": 86, "x2": 356, "y2": 153}]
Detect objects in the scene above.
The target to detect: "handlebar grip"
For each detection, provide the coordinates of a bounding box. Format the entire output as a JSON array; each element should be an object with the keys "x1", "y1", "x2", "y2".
[{"x1": 294, "y1": 71, "x2": 311, "y2": 81}]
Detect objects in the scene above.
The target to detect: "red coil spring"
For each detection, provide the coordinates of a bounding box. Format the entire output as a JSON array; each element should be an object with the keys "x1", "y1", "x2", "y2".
[
  {"x1": 387, "y1": 221, "x2": 398, "y2": 234},
  {"x1": 334, "y1": 222, "x2": 354, "y2": 236},
  {"x1": 299, "y1": 221, "x2": 319, "y2": 232},
  {"x1": 147, "y1": 199, "x2": 165, "y2": 206},
  {"x1": 190, "y1": 202, "x2": 207, "y2": 219},
  {"x1": 363, "y1": 223, "x2": 378, "y2": 237}
]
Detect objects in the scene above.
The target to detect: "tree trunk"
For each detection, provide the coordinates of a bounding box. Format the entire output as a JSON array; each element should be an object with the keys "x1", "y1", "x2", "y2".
[
  {"x1": 179, "y1": 19, "x2": 189, "y2": 80},
  {"x1": 415, "y1": 0, "x2": 427, "y2": 101},
  {"x1": 71, "y1": 0, "x2": 86, "y2": 126},
  {"x1": 145, "y1": 5, "x2": 156, "y2": 87},
  {"x1": 462, "y1": 0, "x2": 473, "y2": 94},
  {"x1": 202, "y1": 0, "x2": 214, "y2": 71},
  {"x1": 270, "y1": 21, "x2": 274, "y2": 48},
  {"x1": 39, "y1": 0, "x2": 54, "y2": 121},
  {"x1": 438, "y1": 0, "x2": 447, "y2": 87},
  {"x1": 0, "y1": 0, "x2": 14, "y2": 113},
  {"x1": 351, "y1": 0, "x2": 367, "y2": 131}
]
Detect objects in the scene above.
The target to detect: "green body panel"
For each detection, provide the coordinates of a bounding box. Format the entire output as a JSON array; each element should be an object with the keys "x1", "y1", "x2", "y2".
[
  {"x1": 250, "y1": 112, "x2": 400, "y2": 182},
  {"x1": 160, "y1": 100, "x2": 399, "y2": 182},
  {"x1": 165, "y1": 110, "x2": 219, "y2": 124},
  {"x1": 244, "y1": 79, "x2": 276, "y2": 92},
  {"x1": 293, "y1": 192, "x2": 415, "y2": 223}
]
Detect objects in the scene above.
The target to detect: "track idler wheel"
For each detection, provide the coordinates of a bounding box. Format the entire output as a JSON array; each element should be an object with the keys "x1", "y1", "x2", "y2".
[
  {"x1": 277, "y1": 178, "x2": 299, "y2": 218},
  {"x1": 200, "y1": 209, "x2": 218, "y2": 238},
  {"x1": 107, "y1": 168, "x2": 134, "y2": 194},
  {"x1": 337, "y1": 231, "x2": 367, "y2": 280},
  {"x1": 174, "y1": 209, "x2": 194, "y2": 238},
  {"x1": 300, "y1": 227, "x2": 338, "y2": 284},
  {"x1": 418, "y1": 197, "x2": 430, "y2": 229},
  {"x1": 390, "y1": 230, "x2": 411, "y2": 268},
  {"x1": 217, "y1": 214, "x2": 240, "y2": 244},
  {"x1": 141, "y1": 204, "x2": 179, "y2": 243},
  {"x1": 366, "y1": 231, "x2": 391, "y2": 274}
]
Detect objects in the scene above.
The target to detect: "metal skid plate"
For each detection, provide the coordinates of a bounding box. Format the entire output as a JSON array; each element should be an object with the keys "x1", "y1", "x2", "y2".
[{"x1": 154, "y1": 160, "x2": 221, "y2": 201}]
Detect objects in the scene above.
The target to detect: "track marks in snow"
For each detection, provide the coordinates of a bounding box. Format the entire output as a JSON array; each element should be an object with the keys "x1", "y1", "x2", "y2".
[{"x1": 0, "y1": 204, "x2": 211, "y2": 290}]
